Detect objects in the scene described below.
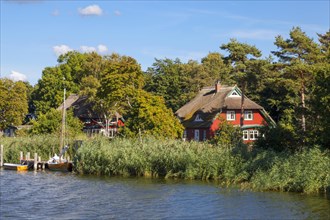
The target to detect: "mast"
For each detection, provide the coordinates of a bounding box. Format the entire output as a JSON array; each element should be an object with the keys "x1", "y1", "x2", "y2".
[{"x1": 60, "y1": 87, "x2": 66, "y2": 157}]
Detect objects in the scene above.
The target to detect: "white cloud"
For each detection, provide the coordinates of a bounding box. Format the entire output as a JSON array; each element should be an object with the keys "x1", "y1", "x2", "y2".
[
  {"x1": 80, "y1": 46, "x2": 97, "y2": 53},
  {"x1": 52, "y1": 9, "x2": 59, "y2": 16},
  {"x1": 53, "y1": 45, "x2": 73, "y2": 56},
  {"x1": 78, "y1": 5, "x2": 103, "y2": 16},
  {"x1": 114, "y1": 10, "x2": 121, "y2": 16},
  {"x1": 97, "y1": 44, "x2": 108, "y2": 53},
  {"x1": 7, "y1": 70, "x2": 27, "y2": 82}
]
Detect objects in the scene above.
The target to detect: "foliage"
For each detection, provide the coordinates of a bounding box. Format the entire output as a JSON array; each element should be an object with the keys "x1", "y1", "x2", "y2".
[
  {"x1": 249, "y1": 147, "x2": 330, "y2": 194},
  {"x1": 255, "y1": 123, "x2": 299, "y2": 152},
  {"x1": 30, "y1": 108, "x2": 83, "y2": 138},
  {"x1": 122, "y1": 90, "x2": 184, "y2": 139},
  {"x1": 272, "y1": 27, "x2": 322, "y2": 143},
  {"x1": 309, "y1": 64, "x2": 330, "y2": 148},
  {"x1": 74, "y1": 137, "x2": 329, "y2": 194},
  {"x1": 145, "y1": 55, "x2": 231, "y2": 112},
  {"x1": 0, "y1": 79, "x2": 28, "y2": 129},
  {"x1": 1, "y1": 134, "x2": 87, "y2": 163},
  {"x1": 210, "y1": 117, "x2": 243, "y2": 147}
]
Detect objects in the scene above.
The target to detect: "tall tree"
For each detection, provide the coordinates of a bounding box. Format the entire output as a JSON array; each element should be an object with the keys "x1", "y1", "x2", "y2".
[
  {"x1": 272, "y1": 27, "x2": 322, "y2": 136},
  {"x1": 220, "y1": 39, "x2": 262, "y2": 127},
  {"x1": 95, "y1": 53, "x2": 144, "y2": 136},
  {"x1": 122, "y1": 89, "x2": 184, "y2": 138},
  {"x1": 0, "y1": 79, "x2": 28, "y2": 129}
]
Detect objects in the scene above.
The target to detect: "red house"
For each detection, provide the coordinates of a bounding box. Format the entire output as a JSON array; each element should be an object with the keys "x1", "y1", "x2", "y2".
[{"x1": 175, "y1": 83, "x2": 275, "y2": 143}]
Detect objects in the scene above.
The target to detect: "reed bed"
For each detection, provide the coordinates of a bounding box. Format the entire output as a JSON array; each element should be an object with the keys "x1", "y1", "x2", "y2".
[
  {"x1": 1, "y1": 135, "x2": 329, "y2": 194},
  {"x1": 74, "y1": 137, "x2": 330, "y2": 194},
  {"x1": 0, "y1": 134, "x2": 82, "y2": 163}
]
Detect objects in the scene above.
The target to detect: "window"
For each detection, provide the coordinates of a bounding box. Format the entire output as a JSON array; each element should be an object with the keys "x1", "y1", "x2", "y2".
[
  {"x1": 203, "y1": 130, "x2": 207, "y2": 141},
  {"x1": 183, "y1": 130, "x2": 187, "y2": 139},
  {"x1": 194, "y1": 114, "x2": 203, "y2": 122},
  {"x1": 228, "y1": 90, "x2": 240, "y2": 97},
  {"x1": 242, "y1": 130, "x2": 259, "y2": 140},
  {"x1": 243, "y1": 130, "x2": 249, "y2": 140},
  {"x1": 244, "y1": 111, "x2": 253, "y2": 120},
  {"x1": 194, "y1": 130, "x2": 200, "y2": 141},
  {"x1": 250, "y1": 130, "x2": 259, "y2": 140},
  {"x1": 227, "y1": 111, "x2": 236, "y2": 121}
]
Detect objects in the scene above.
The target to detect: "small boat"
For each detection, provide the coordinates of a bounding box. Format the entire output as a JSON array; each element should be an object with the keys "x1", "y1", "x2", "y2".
[
  {"x1": 3, "y1": 163, "x2": 28, "y2": 171},
  {"x1": 47, "y1": 87, "x2": 73, "y2": 172},
  {"x1": 48, "y1": 153, "x2": 72, "y2": 172}
]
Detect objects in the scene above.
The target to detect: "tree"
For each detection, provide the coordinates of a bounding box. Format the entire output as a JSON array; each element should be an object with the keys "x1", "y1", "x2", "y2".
[
  {"x1": 220, "y1": 39, "x2": 262, "y2": 127},
  {"x1": 0, "y1": 79, "x2": 28, "y2": 129},
  {"x1": 122, "y1": 90, "x2": 184, "y2": 138},
  {"x1": 145, "y1": 58, "x2": 187, "y2": 112},
  {"x1": 272, "y1": 27, "x2": 322, "y2": 138},
  {"x1": 30, "y1": 108, "x2": 83, "y2": 138},
  {"x1": 94, "y1": 53, "x2": 145, "y2": 136},
  {"x1": 201, "y1": 52, "x2": 231, "y2": 85}
]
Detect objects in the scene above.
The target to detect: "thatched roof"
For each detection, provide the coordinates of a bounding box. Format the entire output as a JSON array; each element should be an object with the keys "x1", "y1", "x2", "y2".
[
  {"x1": 58, "y1": 95, "x2": 122, "y2": 120},
  {"x1": 175, "y1": 85, "x2": 263, "y2": 128}
]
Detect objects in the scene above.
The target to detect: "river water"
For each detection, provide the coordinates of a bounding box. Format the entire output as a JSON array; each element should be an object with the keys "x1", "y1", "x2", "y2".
[{"x1": 0, "y1": 169, "x2": 329, "y2": 219}]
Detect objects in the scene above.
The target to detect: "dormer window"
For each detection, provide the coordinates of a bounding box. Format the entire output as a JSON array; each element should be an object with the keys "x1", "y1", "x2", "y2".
[
  {"x1": 228, "y1": 90, "x2": 240, "y2": 97},
  {"x1": 194, "y1": 114, "x2": 203, "y2": 122}
]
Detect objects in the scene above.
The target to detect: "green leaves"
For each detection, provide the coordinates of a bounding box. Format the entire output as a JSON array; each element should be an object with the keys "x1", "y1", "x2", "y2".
[
  {"x1": 123, "y1": 90, "x2": 184, "y2": 139},
  {"x1": 0, "y1": 79, "x2": 28, "y2": 129}
]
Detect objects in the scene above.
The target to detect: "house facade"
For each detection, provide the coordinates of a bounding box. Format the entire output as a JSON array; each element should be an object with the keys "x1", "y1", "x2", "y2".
[
  {"x1": 58, "y1": 95, "x2": 124, "y2": 137},
  {"x1": 175, "y1": 83, "x2": 275, "y2": 143}
]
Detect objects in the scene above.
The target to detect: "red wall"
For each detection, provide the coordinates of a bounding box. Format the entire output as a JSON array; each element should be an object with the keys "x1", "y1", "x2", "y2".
[{"x1": 185, "y1": 110, "x2": 266, "y2": 142}]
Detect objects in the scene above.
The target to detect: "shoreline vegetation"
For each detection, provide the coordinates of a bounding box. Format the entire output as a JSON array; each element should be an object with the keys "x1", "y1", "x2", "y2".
[{"x1": 1, "y1": 135, "x2": 329, "y2": 195}]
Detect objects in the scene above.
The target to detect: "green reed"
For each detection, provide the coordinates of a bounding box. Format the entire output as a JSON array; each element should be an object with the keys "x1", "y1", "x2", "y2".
[{"x1": 2, "y1": 134, "x2": 329, "y2": 194}]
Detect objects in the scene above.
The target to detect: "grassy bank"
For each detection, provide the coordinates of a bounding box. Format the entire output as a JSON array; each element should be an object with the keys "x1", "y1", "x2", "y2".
[
  {"x1": 74, "y1": 137, "x2": 330, "y2": 194},
  {"x1": 1, "y1": 135, "x2": 329, "y2": 194}
]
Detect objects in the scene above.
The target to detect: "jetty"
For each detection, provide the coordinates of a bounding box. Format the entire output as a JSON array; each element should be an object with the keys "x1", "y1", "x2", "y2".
[{"x1": 0, "y1": 145, "x2": 72, "y2": 171}]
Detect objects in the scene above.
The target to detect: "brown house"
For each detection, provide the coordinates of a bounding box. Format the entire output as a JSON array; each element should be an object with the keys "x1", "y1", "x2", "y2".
[
  {"x1": 175, "y1": 83, "x2": 275, "y2": 143},
  {"x1": 58, "y1": 95, "x2": 124, "y2": 137}
]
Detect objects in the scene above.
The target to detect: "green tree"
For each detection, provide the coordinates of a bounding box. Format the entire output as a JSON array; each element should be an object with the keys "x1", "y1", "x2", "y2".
[
  {"x1": 201, "y1": 52, "x2": 232, "y2": 85},
  {"x1": 30, "y1": 108, "x2": 83, "y2": 138},
  {"x1": 0, "y1": 79, "x2": 28, "y2": 129},
  {"x1": 220, "y1": 39, "x2": 262, "y2": 127},
  {"x1": 93, "y1": 53, "x2": 144, "y2": 136},
  {"x1": 272, "y1": 27, "x2": 322, "y2": 137},
  {"x1": 122, "y1": 90, "x2": 184, "y2": 138},
  {"x1": 210, "y1": 117, "x2": 242, "y2": 147},
  {"x1": 145, "y1": 58, "x2": 187, "y2": 112}
]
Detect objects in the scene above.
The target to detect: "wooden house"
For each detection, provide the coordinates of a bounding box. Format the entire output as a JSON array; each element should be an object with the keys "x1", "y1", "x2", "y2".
[
  {"x1": 58, "y1": 95, "x2": 124, "y2": 137},
  {"x1": 175, "y1": 82, "x2": 275, "y2": 143}
]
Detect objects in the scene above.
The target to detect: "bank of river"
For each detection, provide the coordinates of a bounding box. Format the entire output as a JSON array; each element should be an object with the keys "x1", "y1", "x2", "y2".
[{"x1": 1, "y1": 169, "x2": 329, "y2": 219}]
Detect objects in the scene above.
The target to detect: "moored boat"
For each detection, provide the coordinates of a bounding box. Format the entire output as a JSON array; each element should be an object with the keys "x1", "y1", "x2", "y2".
[
  {"x1": 47, "y1": 86, "x2": 73, "y2": 172},
  {"x1": 3, "y1": 163, "x2": 28, "y2": 171}
]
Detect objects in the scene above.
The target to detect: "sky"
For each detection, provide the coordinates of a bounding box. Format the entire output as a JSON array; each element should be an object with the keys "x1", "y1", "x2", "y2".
[{"x1": 1, "y1": 0, "x2": 329, "y2": 85}]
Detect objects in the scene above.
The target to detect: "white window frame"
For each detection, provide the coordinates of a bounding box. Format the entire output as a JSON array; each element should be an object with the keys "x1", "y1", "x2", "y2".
[
  {"x1": 244, "y1": 110, "x2": 253, "y2": 120},
  {"x1": 194, "y1": 114, "x2": 203, "y2": 122},
  {"x1": 243, "y1": 130, "x2": 249, "y2": 140},
  {"x1": 227, "y1": 111, "x2": 236, "y2": 121},
  {"x1": 194, "y1": 129, "x2": 200, "y2": 141},
  {"x1": 250, "y1": 130, "x2": 259, "y2": 140},
  {"x1": 242, "y1": 130, "x2": 259, "y2": 140}
]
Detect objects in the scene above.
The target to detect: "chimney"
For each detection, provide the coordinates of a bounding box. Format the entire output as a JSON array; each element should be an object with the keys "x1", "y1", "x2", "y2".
[{"x1": 215, "y1": 81, "x2": 221, "y2": 93}]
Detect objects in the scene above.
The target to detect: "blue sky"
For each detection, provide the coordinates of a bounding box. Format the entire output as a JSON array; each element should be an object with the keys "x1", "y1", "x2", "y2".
[{"x1": 1, "y1": 0, "x2": 329, "y2": 85}]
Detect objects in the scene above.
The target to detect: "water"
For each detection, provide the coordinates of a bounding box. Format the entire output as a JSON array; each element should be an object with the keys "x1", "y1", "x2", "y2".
[{"x1": 1, "y1": 169, "x2": 329, "y2": 219}]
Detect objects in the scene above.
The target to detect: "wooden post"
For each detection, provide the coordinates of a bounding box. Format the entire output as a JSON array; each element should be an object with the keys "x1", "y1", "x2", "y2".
[
  {"x1": 27, "y1": 152, "x2": 30, "y2": 160},
  {"x1": 34, "y1": 153, "x2": 38, "y2": 171},
  {"x1": 0, "y1": 145, "x2": 3, "y2": 167}
]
